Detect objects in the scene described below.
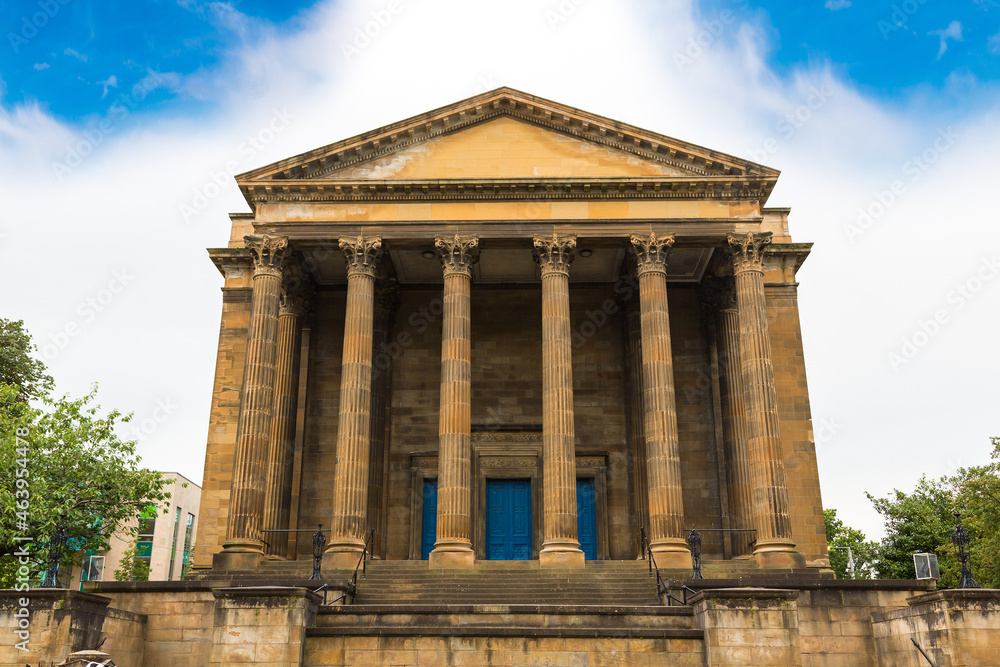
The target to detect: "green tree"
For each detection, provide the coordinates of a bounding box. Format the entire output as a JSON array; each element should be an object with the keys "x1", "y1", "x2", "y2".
[
  {"x1": 114, "y1": 541, "x2": 151, "y2": 582},
  {"x1": 823, "y1": 509, "x2": 878, "y2": 579},
  {"x1": 0, "y1": 319, "x2": 52, "y2": 416},
  {"x1": 950, "y1": 437, "x2": 1000, "y2": 588},
  {"x1": 867, "y1": 476, "x2": 956, "y2": 582},
  {"x1": 0, "y1": 322, "x2": 169, "y2": 586}
]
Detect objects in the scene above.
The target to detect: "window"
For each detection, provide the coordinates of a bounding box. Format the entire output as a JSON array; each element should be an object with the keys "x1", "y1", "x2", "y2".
[
  {"x1": 168, "y1": 506, "x2": 182, "y2": 580},
  {"x1": 181, "y1": 513, "x2": 195, "y2": 579}
]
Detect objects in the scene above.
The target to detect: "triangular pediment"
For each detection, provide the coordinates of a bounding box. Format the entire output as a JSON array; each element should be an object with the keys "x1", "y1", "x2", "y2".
[{"x1": 237, "y1": 87, "x2": 779, "y2": 206}]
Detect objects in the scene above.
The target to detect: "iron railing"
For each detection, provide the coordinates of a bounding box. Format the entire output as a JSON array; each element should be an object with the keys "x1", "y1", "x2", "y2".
[
  {"x1": 346, "y1": 528, "x2": 376, "y2": 604},
  {"x1": 261, "y1": 524, "x2": 330, "y2": 579}
]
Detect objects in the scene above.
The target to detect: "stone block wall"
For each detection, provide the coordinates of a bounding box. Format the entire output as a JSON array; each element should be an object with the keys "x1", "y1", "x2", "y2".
[
  {"x1": 693, "y1": 588, "x2": 803, "y2": 667},
  {"x1": 302, "y1": 635, "x2": 705, "y2": 667},
  {"x1": 209, "y1": 587, "x2": 320, "y2": 667},
  {"x1": 872, "y1": 589, "x2": 1000, "y2": 667}
]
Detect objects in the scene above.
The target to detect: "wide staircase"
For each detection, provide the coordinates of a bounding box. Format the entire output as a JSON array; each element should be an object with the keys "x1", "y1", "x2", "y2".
[{"x1": 352, "y1": 559, "x2": 659, "y2": 605}]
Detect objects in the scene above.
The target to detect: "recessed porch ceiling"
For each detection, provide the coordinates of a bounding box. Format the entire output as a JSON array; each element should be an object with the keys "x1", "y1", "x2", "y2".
[{"x1": 305, "y1": 245, "x2": 713, "y2": 285}]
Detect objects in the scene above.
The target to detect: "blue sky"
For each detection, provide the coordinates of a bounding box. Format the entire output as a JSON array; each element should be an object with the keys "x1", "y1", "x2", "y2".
[
  {"x1": 5, "y1": 0, "x2": 1000, "y2": 122},
  {"x1": 1, "y1": 0, "x2": 998, "y2": 541}
]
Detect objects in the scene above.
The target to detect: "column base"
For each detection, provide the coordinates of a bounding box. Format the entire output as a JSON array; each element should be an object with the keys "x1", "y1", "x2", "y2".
[
  {"x1": 539, "y1": 541, "x2": 586, "y2": 568},
  {"x1": 428, "y1": 543, "x2": 475, "y2": 569},
  {"x1": 650, "y1": 539, "x2": 692, "y2": 570},
  {"x1": 754, "y1": 539, "x2": 806, "y2": 569},
  {"x1": 213, "y1": 549, "x2": 262, "y2": 572},
  {"x1": 323, "y1": 541, "x2": 366, "y2": 571}
]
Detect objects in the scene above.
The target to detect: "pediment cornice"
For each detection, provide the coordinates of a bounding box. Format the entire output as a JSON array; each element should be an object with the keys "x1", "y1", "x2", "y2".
[{"x1": 236, "y1": 88, "x2": 779, "y2": 208}]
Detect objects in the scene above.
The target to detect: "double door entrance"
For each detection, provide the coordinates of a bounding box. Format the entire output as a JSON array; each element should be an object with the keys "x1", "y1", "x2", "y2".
[{"x1": 421, "y1": 477, "x2": 597, "y2": 560}]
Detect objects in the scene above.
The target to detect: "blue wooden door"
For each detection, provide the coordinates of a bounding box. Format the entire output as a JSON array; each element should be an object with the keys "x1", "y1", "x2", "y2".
[
  {"x1": 577, "y1": 478, "x2": 597, "y2": 560},
  {"x1": 421, "y1": 478, "x2": 437, "y2": 560},
  {"x1": 485, "y1": 479, "x2": 532, "y2": 559}
]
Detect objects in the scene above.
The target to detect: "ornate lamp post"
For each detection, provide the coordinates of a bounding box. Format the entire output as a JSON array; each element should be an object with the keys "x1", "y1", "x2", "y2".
[
  {"x1": 952, "y1": 513, "x2": 980, "y2": 589},
  {"x1": 41, "y1": 515, "x2": 68, "y2": 588},
  {"x1": 686, "y1": 529, "x2": 704, "y2": 580}
]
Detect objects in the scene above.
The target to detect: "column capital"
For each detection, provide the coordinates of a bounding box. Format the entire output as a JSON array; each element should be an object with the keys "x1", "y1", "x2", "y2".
[
  {"x1": 435, "y1": 235, "x2": 480, "y2": 277},
  {"x1": 339, "y1": 236, "x2": 383, "y2": 277},
  {"x1": 245, "y1": 234, "x2": 289, "y2": 278},
  {"x1": 699, "y1": 276, "x2": 737, "y2": 316},
  {"x1": 629, "y1": 233, "x2": 675, "y2": 277},
  {"x1": 279, "y1": 282, "x2": 313, "y2": 317},
  {"x1": 532, "y1": 233, "x2": 576, "y2": 276},
  {"x1": 727, "y1": 231, "x2": 772, "y2": 275}
]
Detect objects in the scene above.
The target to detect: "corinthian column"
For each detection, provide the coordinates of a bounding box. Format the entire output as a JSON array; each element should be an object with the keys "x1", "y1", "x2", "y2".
[
  {"x1": 220, "y1": 234, "x2": 288, "y2": 569},
  {"x1": 629, "y1": 232, "x2": 689, "y2": 568},
  {"x1": 727, "y1": 231, "x2": 805, "y2": 569},
  {"x1": 705, "y1": 277, "x2": 754, "y2": 557},
  {"x1": 533, "y1": 233, "x2": 585, "y2": 568},
  {"x1": 262, "y1": 274, "x2": 311, "y2": 557},
  {"x1": 429, "y1": 235, "x2": 479, "y2": 569},
  {"x1": 325, "y1": 235, "x2": 382, "y2": 570}
]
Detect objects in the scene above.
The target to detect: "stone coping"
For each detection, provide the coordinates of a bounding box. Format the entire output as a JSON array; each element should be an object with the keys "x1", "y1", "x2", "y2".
[
  {"x1": 213, "y1": 586, "x2": 324, "y2": 603},
  {"x1": 0, "y1": 588, "x2": 111, "y2": 607},
  {"x1": 669, "y1": 578, "x2": 935, "y2": 592},
  {"x1": 687, "y1": 587, "x2": 799, "y2": 605},
  {"x1": 85, "y1": 578, "x2": 349, "y2": 594},
  {"x1": 906, "y1": 588, "x2": 1000, "y2": 606},
  {"x1": 307, "y1": 625, "x2": 704, "y2": 640},
  {"x1": 319, "y1": 603, "x2": 693, "y2": 615}
]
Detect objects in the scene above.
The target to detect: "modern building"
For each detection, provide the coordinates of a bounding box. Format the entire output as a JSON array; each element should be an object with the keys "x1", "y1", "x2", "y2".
[
  {"x1": 6, "y1": 88, "x2": 997, "y2": 667},
  {"x1": 65, "y1": 472, "x2": 200, "y2": 589}
]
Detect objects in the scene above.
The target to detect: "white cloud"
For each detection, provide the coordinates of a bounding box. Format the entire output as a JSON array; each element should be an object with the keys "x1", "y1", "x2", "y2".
[
  {"x1": 989, "y1": 30, "x2": 1000, "y2": 54},
  {"x1": 825, "y1": 0, "x2": 851, "y2": 10},
  {"x1": 930, "y1": 20, "x2": 963, "y2": 58},
  {"x1": 1, "y1": 0, "x2": 998, "y2": 541},
  {"x1": 34, "y1": 62, "x2": 50, "y2": 70},
  {"x1": 98, "y1": 74, "x2": 118, "y2": 98},
  {"x1": 63, "y1": 47, "x2": 89, "y2": 63}
]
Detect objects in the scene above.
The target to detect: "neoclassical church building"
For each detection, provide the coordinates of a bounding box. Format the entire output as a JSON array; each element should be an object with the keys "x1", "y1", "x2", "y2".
[
  {"x1": 17, "y1": 89, "x2": 996, "y2": 667},
  {"x1": 192, "y1": 87, "x2": 827, "y2": 577}
]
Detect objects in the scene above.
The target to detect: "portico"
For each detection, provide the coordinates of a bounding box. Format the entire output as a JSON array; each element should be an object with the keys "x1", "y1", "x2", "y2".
[{"x1": 198, "y1": 87, "x2": 826, "y2": 576}]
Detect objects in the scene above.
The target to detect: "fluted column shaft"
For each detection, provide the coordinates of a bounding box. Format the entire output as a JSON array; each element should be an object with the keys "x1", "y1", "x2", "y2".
[
  {"x1": 430, "y1": 236, "x2": 479, "y2": 569},
  {"x1": 630, "y1": 233, "x2": 689, "y2": 567},
  {"x1": 224, "y1": 234, "x2": 288, "y2": 558},
  {"x1": 262, "y1": 285, "x2": 308, "y2": 557},
  {"x1": 366, "y1": 281, "x2": 398, "y2": 560},
  {"x1": 325, "y1": 236, "x2": 382, "y2": 570},
  {"x1": 533, "y1": 234, "x2": 585, "y2": 568},
  {"x1": 714, "y1": 282, "x2": 754, "y2": 557},
  {"x1": 622, "y1": 295, "x2": 650, "y2": 557},
  {"x1": 728, "y1": 232, "x2": 804, "y2": 568}
]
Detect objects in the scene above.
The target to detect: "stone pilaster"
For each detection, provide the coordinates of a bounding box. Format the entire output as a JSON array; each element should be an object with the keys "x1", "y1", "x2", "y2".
[
  {"x1": 533, "y1": 233, "x2": 585, "y2": 568},
  {"x1": 629, "y1": 232, "x2": 689, "y2": 568},
  {"x1": 704, "y1": 277, "x2": 754, "y2": 557},
  {"x1": 325, "y1": 236, "x2": 382, "y2": 570},
  {"x1": 727, "y1": 231, "x2": 805, "y2": 568},
  {"x1": 262, "y1": 273, "x2": 311, "y2": 558},
  {"x1": 220, "y1": 234, "x2": 288, "y2": 569},
  {"x1": 366, "y1": 280, "x2": 398, "y2": 560},
  {"x1": 429, "y1": 235, "x2": 480, "y2": 569}
]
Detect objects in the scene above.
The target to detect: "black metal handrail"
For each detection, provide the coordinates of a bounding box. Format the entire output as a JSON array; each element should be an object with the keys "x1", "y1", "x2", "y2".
[
  {"x1": 347, "y1": 527, "x2": 376, "y2": 604},
  {"x1": 640, "y1": 527, "x2": 699, "y2": 606},
  {"x1": 262, "y1": 524, "x2": 330, "y2": 580}
]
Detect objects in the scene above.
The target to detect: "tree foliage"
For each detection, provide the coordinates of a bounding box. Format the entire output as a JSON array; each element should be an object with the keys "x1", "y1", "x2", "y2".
[
  {"x1": 0, "y1": 319, "x2": 169, "y2": 586},
  {"x1": 863, "y1": 437, "x2": 1000, "y2": 588},
  {"x1": 824, "y1": 508, "x2": 878, "y2": 579},
  {"x1": 114, "y1": 541, "x2": 151, "y2": 582}
]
